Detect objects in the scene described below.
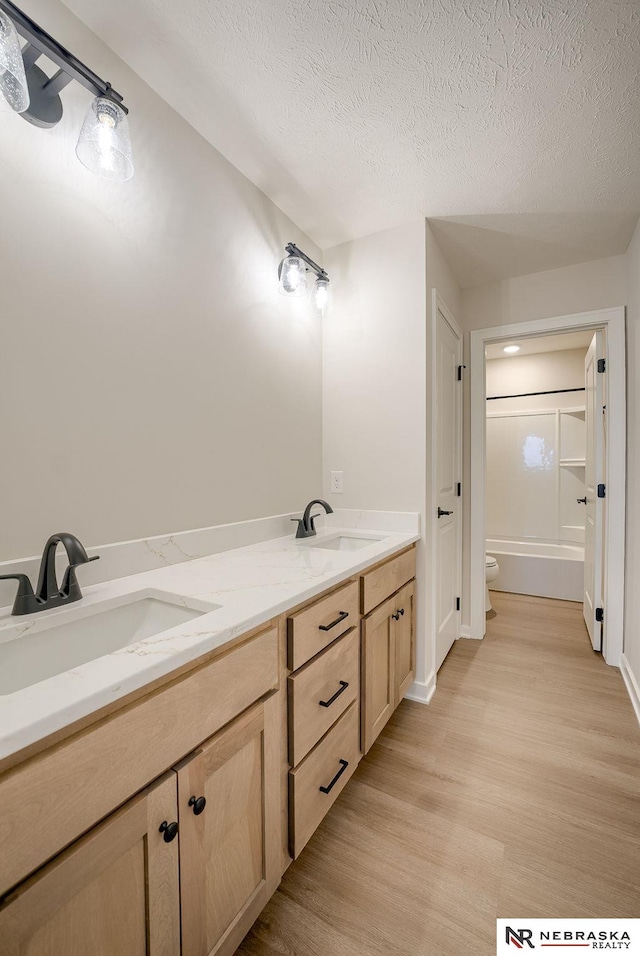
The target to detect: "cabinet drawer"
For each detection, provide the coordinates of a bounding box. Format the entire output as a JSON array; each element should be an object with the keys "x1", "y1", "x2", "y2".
[
  {"x1": 288, "y1": 628, "x2": 359, "y2": 766},
  {"x1": 287, "y1": 580, "x2": 359, "y2": 670},
  {"x1": 289, "y1": 702, "x2": 360, "y2": 859},
  {"x1": 0, "y1": 627, "x2": 279, "y2": 897},
  {"x1": 360, "y1": 547, "x2": 416, "y2": 615}
]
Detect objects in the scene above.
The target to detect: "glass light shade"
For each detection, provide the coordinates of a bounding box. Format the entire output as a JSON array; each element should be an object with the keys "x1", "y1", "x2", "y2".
[
  {"x1": 278, "y1": 255, "x2": 308, "y2": 297},
  {"x1": 0, "y1": 11, "x2": 29, "y2": 113},
  {"x1": 314, "y1": 276, "x2": 330, "y2": 312},
  {"x1": 503, "y1": 344, "x2": 520, "y2": 354},
  {"x1": 75, "y1": 95, "x2": 134, "y2": 181}
]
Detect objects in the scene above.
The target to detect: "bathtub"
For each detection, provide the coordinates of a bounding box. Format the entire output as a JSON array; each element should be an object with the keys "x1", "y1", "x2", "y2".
[{"x1": 486, "y1": 538, "x2": 584, "y2": 602}]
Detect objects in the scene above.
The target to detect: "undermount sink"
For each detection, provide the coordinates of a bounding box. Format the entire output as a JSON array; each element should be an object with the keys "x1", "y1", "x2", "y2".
[
  {"x1": 0, "y1": 591, "x2": 220, "y2": 695},
  {"x1": 308, "y1": 534, "x2": 385, "y2": 552}
]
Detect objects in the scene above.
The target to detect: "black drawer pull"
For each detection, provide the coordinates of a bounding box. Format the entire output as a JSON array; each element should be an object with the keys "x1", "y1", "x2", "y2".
[
  {"x1": 319, "y1": 680, "x2": 349, "y2": 708},
  {"x1": 319, "y1": 610, "x2": 349, "y2": 632},
  {"x1": 319, "y1": 758, "x2": 349, "y2": 794}
]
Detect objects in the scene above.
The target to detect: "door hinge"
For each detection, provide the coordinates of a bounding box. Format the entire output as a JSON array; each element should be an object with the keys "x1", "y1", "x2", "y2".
[
  {"x1": 597, "y1": 358, "x2": 606, "y2": 373},
  {"x1": 597, "y1": 483, "x2": 606, "y2": 498},
  {"x1": 456, "y1": 597, "x2": 461, "y2": 611},
  {"x1": 457, "y1": 364, "x2": 466, "y2": 381},
  {"x1": 456, "y1": 482, "x2": 461, "y2": 497},
  {"x1": 595, "y1": 607, "x2": 604, "y2": 623}
]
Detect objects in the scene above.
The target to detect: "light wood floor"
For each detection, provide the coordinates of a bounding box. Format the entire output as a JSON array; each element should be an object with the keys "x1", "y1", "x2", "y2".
[{"x1": 239, "y1": 592, "x2": 640, "y2": 956}]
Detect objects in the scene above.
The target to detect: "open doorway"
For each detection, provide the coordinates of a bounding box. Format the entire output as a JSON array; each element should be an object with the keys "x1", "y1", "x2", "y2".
[
  {"x1": 483, "y1": 330, "x2": 604, "y2": 650},
  {"x1": 469, "y1": 307, "x2": 626, "y2": 666}
]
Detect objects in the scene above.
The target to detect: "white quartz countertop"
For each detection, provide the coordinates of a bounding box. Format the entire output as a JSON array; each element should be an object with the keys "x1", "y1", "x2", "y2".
[{"x1": 0, "y1": 521, "x2": 419, "y2": 760}]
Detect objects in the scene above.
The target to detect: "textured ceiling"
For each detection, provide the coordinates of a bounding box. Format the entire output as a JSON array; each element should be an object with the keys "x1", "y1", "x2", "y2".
[{"x1": 60, "y1": 0, "x2": 640, "y2": 286}]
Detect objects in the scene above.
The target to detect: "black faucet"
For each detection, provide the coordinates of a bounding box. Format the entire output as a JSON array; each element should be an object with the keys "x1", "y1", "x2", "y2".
[
  {"x1": 292, "y1": 499, "x2": 334, "y2": 539},
  {"x1": 0, "y1": 532, "x2": 99, "y2": 616}
]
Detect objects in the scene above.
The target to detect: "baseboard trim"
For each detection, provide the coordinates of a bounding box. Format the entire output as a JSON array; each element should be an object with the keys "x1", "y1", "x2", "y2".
[
  {"x1": 405, "y1": 671, "x2": 436, "y2": 705},
  {"x1": 459, "y1": 625, "x2": 482, "y2": 640},
  {"x1": 620, "y1": 653, "x2": 640, "y2": 728}
]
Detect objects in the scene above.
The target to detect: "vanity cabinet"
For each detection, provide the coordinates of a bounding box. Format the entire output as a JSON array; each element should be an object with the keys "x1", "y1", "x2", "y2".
[
  {"x1": 287, "y1": 626, "x2": 359, "y2": 766},
  {"x1": 176, "y1": 697, "x2": 280, "y2": 956},
  {"x1": 361, "y1": 597, "x2": 395, "y2": 753},
  {"x1": 0, "y1": 626, "x2": 279, "y2": 898},
  {"x1": 0, "y1": 772, "x2": 181, "y2": 956},
  {"x1": 0, "y1": 694, "x2": 280, "y2": 956},
  {"x1": 360, "y1": 552, "x2": 416, "y2": 754},
  {"x1": 0, "y1": 622, "x2": 282, "y2": 956},
  {"x1": 0, "y1": 541, "x2": 417, "y2": 955},
  {"x1": 286, "y1": 588, "x2": 362, "y2": 860},
  {"x1": 289, "y1": 701, "x2": 360, "y2": 859},
  {"x1": 393, "y1": 580, "x2": 416, "y2": 705},
  {"x1": 287, "y1": 579, "x2": 359, "y2": 670}
]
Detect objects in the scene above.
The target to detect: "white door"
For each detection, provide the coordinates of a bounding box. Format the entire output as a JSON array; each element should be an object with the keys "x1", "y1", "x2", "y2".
[
  {"x1": 435, "y1": 306, "x2": 462, "y2": 671},
  {"x1": 583, "y1": 331, "x2": 605, "y2": 651}
]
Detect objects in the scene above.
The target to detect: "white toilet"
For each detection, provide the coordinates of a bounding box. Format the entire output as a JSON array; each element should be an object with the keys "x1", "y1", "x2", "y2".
[{"x1": 485, "y1": 554, "x2": 499, "y2": 612}]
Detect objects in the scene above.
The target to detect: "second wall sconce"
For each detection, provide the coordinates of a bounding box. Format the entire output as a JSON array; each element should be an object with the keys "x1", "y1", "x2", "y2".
[
  {"x1": 0, "y1": 0, "x2": 133, "y2": 180},
  {"x1": 278, "y1": 242, "x2": 331, "y2": 312}
]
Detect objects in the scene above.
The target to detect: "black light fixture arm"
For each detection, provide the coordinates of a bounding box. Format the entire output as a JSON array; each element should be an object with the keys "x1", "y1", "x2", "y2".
[
  {"x1": 0, "y1": 0, "x2": 127, "y2": 110},
  {"x1": 285, "y1": 242, "x2": 328, "y2": 280}
]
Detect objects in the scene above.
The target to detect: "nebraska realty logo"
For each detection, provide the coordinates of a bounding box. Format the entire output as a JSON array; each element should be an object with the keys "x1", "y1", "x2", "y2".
[{"x1": 497, "y1": 920, "x2": 640, "y2": 953}]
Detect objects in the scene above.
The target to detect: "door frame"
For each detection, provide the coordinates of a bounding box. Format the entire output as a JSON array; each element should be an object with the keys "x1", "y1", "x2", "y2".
[
  {"x1": 469, "y1": 306, "x2": 626, "y2": 666},
  {"x1": 430, "y1": 290, "x2": 463, "y2": 673}
]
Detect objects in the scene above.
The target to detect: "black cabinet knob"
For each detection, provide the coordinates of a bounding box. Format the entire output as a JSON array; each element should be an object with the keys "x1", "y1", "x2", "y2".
[
  {"x1": 159, "y1": 820, "x2": 179, "y2": 843},
  {"x1": 391, "y1": 612, "x2": 400, "y2": 621},
  {"x1": 398, "y1": 608, "x2": 405, "y2": 616},
  {"x1": 188, "y1": 795, "x2": 207, "y2": 815}
]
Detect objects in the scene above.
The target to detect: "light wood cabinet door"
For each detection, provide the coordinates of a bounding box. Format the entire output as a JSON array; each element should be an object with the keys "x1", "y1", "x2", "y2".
[
  {"x1": 361, "y1": 595, "x2": 395, "y2": 753},
  {"x1": 0, "y1": 772, "x2": 180, "y2": 956},
  {"x1": 177, "y1": 695, "x2": 280, "y2": 956},
  {"x1": 394, "y1": 580, "x2": 416, "y2": 706}
]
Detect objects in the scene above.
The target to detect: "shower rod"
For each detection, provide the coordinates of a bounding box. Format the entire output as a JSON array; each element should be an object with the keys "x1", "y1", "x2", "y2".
[{"x1": 486, "y1": 387, "x2": 586, "y2": 401}]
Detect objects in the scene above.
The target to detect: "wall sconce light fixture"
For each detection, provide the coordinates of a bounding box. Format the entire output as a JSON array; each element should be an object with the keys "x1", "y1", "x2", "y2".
[
  {"x1": 0, "y1": 0, "x2": 133, "y2": 180},
  {"x1": 278, "y1": 242, "x2": 330, "y2": 312}
]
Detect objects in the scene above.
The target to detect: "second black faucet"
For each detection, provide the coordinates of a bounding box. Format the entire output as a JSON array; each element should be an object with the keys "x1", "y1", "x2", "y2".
[{"x1": 292, "y1": 499, "x2": 334, "y2": 539}]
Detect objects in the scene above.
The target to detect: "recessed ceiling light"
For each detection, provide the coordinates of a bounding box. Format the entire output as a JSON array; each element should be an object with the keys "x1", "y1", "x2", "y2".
[{"x1": 503, "y1": 345, "x2": 520, "y2": 354}]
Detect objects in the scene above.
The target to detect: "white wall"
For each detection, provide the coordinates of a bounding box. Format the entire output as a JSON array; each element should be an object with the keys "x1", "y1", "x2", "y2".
[
  {"x1": 460, "y1": 257, "x2": 626, "y2": 625},
  {"x1": 322, "y1": 220, "x2": 461, "y2": 694},
  {"x1": 623, "y1": 220, "x2": 640, "y2": 713},
  {"x1": 323, "y1": 219, "x2": 430, "y2": 690},
  {"x1": 322, "y1": 219, "x2": 426, "y2": 513},
  {"x1": 486, "y1": 348, "x2": 587, "y2": 402},
  {"x1": 462, "y1": 256, "x2": 626, "y2": 332},
  {"x1": 426, "y1": 222, "x2": 461, "y2": 323},
  {"x1": 0, "y1": 0, "x2": 322, "y2": 564}
]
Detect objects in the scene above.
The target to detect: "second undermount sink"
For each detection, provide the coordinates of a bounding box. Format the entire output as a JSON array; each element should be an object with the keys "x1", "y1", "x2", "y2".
[
  {"x1": 0, "y1": 591, "x2": 220, "y2": 696},
  {"x1": 308, "y1": 533, "x2": 385, "y2": 552}
]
